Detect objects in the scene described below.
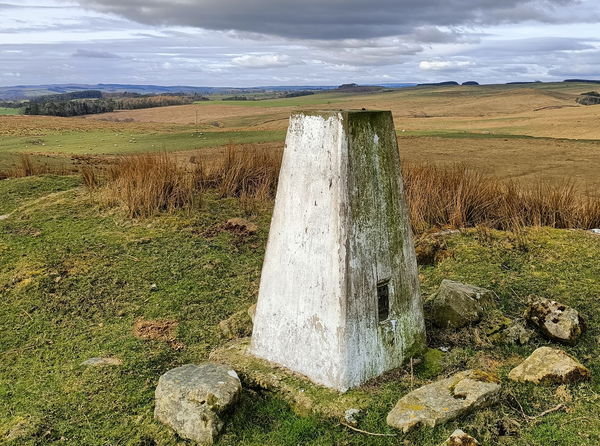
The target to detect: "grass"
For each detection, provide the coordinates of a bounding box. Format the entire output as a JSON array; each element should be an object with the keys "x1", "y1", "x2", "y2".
[
  {"x1": 0, "y1": 107, "x2": 22, "y2": 115},
  {"x1": 0, "y1": 129, "x2": 285, "y2": 155},
  {"x1": 1, "y1": 174, "x2": 599, "y2": 445}
]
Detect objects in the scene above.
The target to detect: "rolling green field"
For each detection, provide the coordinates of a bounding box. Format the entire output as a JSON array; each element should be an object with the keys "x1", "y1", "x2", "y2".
[
  {"x1": 0, "y1": 107, "x2": 22, "y2": 115},
  {"x1": 0, "y1": 175, "x2": 598, "y2": 445},
  {"x1": 0, "y1": 129, "x2": 285, "y2": 156}
]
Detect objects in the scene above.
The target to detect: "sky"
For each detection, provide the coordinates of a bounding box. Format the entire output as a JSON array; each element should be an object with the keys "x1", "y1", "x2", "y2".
[{"x1": 0, "y1": 0, "x2": 599, "y2": 87}]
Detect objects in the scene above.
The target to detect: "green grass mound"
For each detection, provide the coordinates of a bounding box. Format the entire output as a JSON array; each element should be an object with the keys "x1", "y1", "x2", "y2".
[{"x1": 0, "y1": 175, "x2": 598, "y2": 445}]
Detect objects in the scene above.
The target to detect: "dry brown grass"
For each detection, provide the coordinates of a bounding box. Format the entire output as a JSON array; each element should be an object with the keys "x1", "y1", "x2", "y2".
[
  {"x1": 0, "y1": 154, "x2": 69, "y2": 178},
  {"x1": 402, "y1": 163, "x2": 600, "y2": 233},
  {"x1": 103, "y1": 153, "x2": 202, "y2": 217},
  {"x1": 99, "y1": 145, "x2": 600, "y2": 231},
  {"x1": 101, "y1": 145, "x2": 281, "y2": 217}
]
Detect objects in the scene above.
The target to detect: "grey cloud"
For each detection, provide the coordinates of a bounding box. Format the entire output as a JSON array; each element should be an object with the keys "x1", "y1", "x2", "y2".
[
  {"x1": 73, "y1": 48, "x2": 122, "y2": 58},
  {"x1": 74, "y1": 0, "x2": 583, "y2": 40}
]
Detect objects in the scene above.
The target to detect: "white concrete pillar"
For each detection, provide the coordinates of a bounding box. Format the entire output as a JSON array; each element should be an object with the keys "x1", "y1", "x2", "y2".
[{"x1": 250, "y1": 111, "x2": 426, "y2": 392}]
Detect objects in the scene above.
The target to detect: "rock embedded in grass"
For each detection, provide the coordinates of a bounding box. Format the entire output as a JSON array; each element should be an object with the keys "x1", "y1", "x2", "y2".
[
  {"x1": 386, "y1": 369, "x2": 501, "y2": 433},
  {"x1": 154, "y1": 363, "x2": 241, "y2": 445},
  {"x1": 440, "y1": 429, "x2": 480, "y2": 445},
  {"x1": 80, "y1": 357, "x2": 123, "y2": 367},
  {"x1": 524, "y1": 297, "x2": 585, "y2": 344},
  {"x1": 508, "y1": 346, "x2": 591, "y2": 384},
  {"x1": 219, "y1": 308, "x2": 254, "y2": 339},
  {"x1": 428, "y1": 280, "x2": 494, "y2": 328}
]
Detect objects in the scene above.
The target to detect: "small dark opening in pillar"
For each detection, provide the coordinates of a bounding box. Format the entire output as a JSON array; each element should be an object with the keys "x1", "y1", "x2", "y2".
[{"x1": 377, "y1": 279, "x2": 390, "y2": 322}]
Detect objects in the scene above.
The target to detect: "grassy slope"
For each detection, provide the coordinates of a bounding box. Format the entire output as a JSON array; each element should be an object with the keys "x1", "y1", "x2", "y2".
[
  {"x1": 0, "y1": 108, "x2": 22, "y2": 116},
  {"x1": 0, "y1": 129, "x2": 285, "y2": 156},
  {"x1": 1, "y1": 175, "x2": 598, "y2": 445}
]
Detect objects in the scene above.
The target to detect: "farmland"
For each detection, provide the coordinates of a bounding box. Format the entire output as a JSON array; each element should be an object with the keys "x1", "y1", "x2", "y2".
[
  {"x1": 2, "y1": 82, "x2": 600, "y2": 189},
  {"x1": 1, "y1": 82, "x2": 600, "y2": 445}
]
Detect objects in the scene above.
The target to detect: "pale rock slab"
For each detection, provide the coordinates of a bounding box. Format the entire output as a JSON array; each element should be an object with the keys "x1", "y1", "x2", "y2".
[
  {"x1": 386, "y1": 370, "x2": 501, "y2": 432},
  {"x1": 508, "y1": 347, "x2": 591, "y2": 384},
  {"x1": 440, "y1": 429, "x2": 480, "y2": 446},
  {"x1": 524, "y1": 297, "x2": 585, "y2": 344},
  {"x1": 154, "y1": 363, "x2": 241, "y2": 444},
  {"x1": 81, "y1": 357, "x2": 122, "y2": 367},
  {"x1": 429, "y1": 280, "x2": 494, "y2": 329}
]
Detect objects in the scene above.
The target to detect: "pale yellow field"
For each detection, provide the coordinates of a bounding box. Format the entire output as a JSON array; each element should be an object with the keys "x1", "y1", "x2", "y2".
[{"x1": 85, "y1": 83, "x2": 600, "y2": 139}]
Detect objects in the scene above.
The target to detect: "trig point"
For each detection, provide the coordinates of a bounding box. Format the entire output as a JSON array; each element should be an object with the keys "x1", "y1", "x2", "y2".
[{"x1": 250, "y1": 110, "x2": 426, "y2": 391}]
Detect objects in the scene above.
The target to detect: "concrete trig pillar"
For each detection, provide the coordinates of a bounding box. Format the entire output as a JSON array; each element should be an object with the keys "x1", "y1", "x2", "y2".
[{"x1": 250, "y1": 110, "x2": 426, "y2": 391}]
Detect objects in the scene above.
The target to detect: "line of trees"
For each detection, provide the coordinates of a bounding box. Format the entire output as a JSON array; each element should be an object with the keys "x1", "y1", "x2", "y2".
[{"x1": 23, "y1": 91, "x2": 201, "y2": 117}]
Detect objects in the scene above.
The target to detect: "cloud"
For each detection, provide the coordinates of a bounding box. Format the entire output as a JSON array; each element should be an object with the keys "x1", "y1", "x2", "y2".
[
  {"x1": 231, "y1": 54, "x2": 299, "y2": 69},
  {"x1": 74, "y1": 0, "x2": 586, "y2": 40},
  {"x1": 419, "y1": 59, "x2": 475, "y2": 71},
  {"x1": 72, "y1": 48, "x2": 121, "y2": 58}
]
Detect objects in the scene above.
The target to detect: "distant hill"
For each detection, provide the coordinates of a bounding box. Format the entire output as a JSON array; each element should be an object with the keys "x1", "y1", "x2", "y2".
[
  {"x1": 417, "y1": 81, "x2": 459, "y2": 87},
  {"x1": 564, "y1": 79, "x2": 600, "y2": 84},
  {"x1": 0, "y1": 82, "x2": 420, "y2": 101}
]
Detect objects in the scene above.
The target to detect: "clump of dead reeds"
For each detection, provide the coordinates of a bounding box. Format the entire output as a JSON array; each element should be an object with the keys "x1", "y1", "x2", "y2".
[
  {"x1": 402, "y1": 163, "x2": 600, "y2": 233},
  {"x1": 80, "y1": 165, "x2": 99, "y2": 190},
  {"x1": 1, "y1": 154, "x2": 69, "y2": 178},
  {"x1": 207, "y1": 144, "x2": 282, "y2": 200},
  {"x1": 104, "y1": 153, "x2": 202, "y2": 218},
  {"x1": 99, "y1": 145, "x2": 600, "y2": 231}
]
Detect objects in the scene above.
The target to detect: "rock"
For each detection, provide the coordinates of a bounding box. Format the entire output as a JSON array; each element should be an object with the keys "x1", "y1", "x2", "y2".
[
  {"x1": 502, "y1": 322, "x2": 534, "y2": 345},
  {"x1": 508, "y1": 347, "x2": 591, "y2": 384},
  {"x1": 386, "y1": 370, "x2": 501, "y2": 432},
  {"x1": 429, "y1": 280, "x2": 494, "y2": 328},
  {"x1": 524, "y1": 297, "x2": 585, "y2": 344},
  {"x1": 0, "y1": 214, "x2": 8, "y2": 221},
  {"x1": 590, "y1": 228, "x2": 600, "y2": 234},
  {"x1": 155, "y1": 363, "x2": 241, "y2": 444},
  {"x1": 247, "y1": 304, "x2": 257, "y2": 322},
  {"x1": 440, "y1": 429, "x2": 480, "y2": 445},
  {"x1": 343, "y1": 408, "x2": 362, "y2": 426},
  {"x1": 219, "y1": 309, "x2": 253, "y2": 339},
  {"x1": 223, "y1": 218, "x2": 257, "y2": 235},
  {"x1": 81, "y1": 357, "x2": 123, "y2": 367}
]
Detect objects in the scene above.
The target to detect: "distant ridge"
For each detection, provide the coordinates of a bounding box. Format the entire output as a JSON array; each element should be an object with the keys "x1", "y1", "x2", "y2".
[
  {"x1": 417, "y1": 81, "x2": 459, "y2": 87},
  {"x1": 564, "y1": 79, "x2": 600, "y2": 84},
  {"x1": 0, "y1": 82, "x2": 415, "y2": 101}
]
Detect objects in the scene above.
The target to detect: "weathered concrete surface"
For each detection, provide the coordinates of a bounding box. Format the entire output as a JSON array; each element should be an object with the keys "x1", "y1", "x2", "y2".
[
  {"x1": 429, "y1": 280, "x2": 494, "y2": 329},
  {"x1": 440, "y1": 429, "x2": 480, "y2": 446},
  {"x1": 210, "y1": 338, "x2": 372, "y2": 418},
  {"x1": 508, "y1": 347, "x2": 591, "y2": 384},
  {"x1": 154, "y1": 363, "x2": 241, "y2": 444},
  {"x1": 386, "y1": 370, "x2": 501, "y2": 433},
  {"x1": 251, "y1": 111, "x2": 426, "y2": 391},
  {"x1": 524, "y1": 297, "x2": 585, "y2": 344}
]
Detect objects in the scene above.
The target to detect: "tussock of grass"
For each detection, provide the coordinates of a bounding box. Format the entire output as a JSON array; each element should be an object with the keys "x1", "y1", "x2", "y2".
[
  {"x1": 95, "y1": 148, "x2": 600, "y2": 232},
  {"x1": 100, "y1": 145, "x2": 281, "y2": 217},
  {"x1": 0, "y1": 154, "x2": 69, "y2": 179},
  {"x1": 402, "y1": 163, "x2": 600, "y2": 233}
]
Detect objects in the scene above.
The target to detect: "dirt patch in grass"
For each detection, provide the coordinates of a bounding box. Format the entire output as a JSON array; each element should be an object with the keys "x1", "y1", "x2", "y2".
[{"x1": 133, "y1": 318, "x2": 184, "y2": 350}]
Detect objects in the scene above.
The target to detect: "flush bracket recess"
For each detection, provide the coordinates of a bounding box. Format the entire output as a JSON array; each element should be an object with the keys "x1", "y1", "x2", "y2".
[{"x1": 377, "y1": 279, "x2": 391, "y2": 322}]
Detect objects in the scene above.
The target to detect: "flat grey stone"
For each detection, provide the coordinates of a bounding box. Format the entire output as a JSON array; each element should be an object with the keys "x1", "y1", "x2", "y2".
[
  {"x1": 524, "y1": 297, "x2": 585, "y2": 344},
  {"x1": 429, "y1": 280, "x2": 494, "y2": 329},
  {"x1": 81, "y1": 357, "x2": 122, "y2": 367},
  {"x1": 386, "y1": 370, "x2": 501, "y2": 433},
  {"x1": 155, "y1": 363, "x2": 241, "y2": 444},
  {"x1": 503, "y1": 322, "x2": 534, "y2": 345},
  {"x1": 508, "y1": 347, "x2": 591, "y2": 384}
]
